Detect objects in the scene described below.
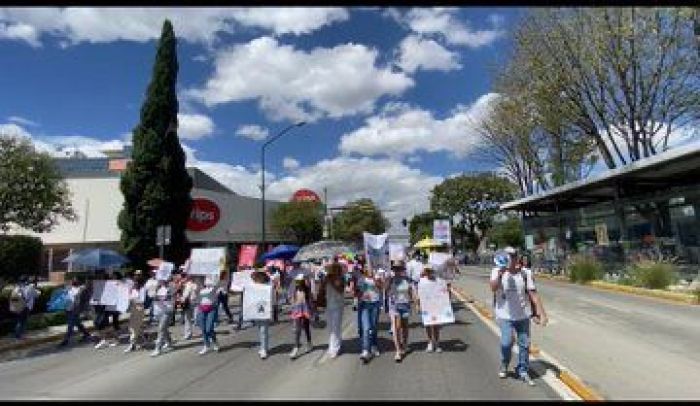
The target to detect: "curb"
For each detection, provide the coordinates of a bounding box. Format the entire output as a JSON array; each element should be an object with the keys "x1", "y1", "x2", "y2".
[{"x1": 451, "y1": 286, "x2": 604, "y2": 402}]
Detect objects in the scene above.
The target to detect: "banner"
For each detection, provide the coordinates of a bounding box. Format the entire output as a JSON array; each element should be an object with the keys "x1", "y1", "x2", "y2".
[
  {"x1": 417, "y1": 278, "x2": 454, "y2": 326},
  {"x1": 242, "y1": 283, "x2": 273, "y2": 321},
  {"x1": 433, "y1": 219, "x2": 451, "y2": 245},
  {"x1": 389, "y1": 243, "x2": 407, "y2": 262},
  {"x1": 363, "y1": 232, "x2": 389, "y2": 272},
  {"x1": 238, "y1": 244, "x2": 258, "y2": 268},
  {"x1": 189, "y1": 247, "x2": 227, "y2": 276},
  {"x1": 230, "y1": 269, "x2": 253, "y2": 292}
]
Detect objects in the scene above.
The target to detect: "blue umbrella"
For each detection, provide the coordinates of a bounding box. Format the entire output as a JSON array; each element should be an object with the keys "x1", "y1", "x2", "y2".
[
  {"x1": 261, "y1": 244, "x2": 300, "y2": 261},
  {"x1": 62, "y1": 248, "x2": 129, "y2": 270}
]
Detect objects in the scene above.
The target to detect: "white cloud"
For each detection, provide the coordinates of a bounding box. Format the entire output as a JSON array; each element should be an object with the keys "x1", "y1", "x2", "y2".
[
  {"x1": 235, "y1": 124, "x2": 269, "y2": 141},
  {"x1": 396, "y1": 34, "x2": 461, "y2": 73},
  {"x1": 391, "y1": 8, "x2": 504, "y2": 48},
  {"x1": 185, "y1": 36, "x2": 414, "y2": 122},
  {"x1": 177, "y1": 113, "x2": 214, "y2": 140},
  {"x1": 0, "y1": 7, "x2": 349, "y2": 46},
  {"x1": 339, "y1": 93, "x2": 499, "y2": 158},
  {"x1": 282, "y1": 157, "x2": 300, "y2": 170},
  {"x1": 7, "y1": 116, "x2": 39, "y2": 127}
]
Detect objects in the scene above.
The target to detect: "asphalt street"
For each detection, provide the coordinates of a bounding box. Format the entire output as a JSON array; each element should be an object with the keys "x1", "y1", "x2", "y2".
[
  {"x1": 0, "y1": 294, "x2": 559, "y2": 400},
  {"x1": 456, "y1": 266, "x2": 700, "y2": 400}
]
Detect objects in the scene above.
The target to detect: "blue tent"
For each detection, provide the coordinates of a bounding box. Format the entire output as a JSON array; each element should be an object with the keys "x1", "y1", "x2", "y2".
[{"x1": 260, "y1": 244, "x2": 300, "y2": 261}]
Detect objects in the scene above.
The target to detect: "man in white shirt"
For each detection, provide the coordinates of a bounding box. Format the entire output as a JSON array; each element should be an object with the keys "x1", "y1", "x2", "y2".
[
  {"x1": 406, "y1": 254, "x2": 424, "y2": 287},
  {"x1": 489, "y1": 246, "x2": 548, "y2": 386}
]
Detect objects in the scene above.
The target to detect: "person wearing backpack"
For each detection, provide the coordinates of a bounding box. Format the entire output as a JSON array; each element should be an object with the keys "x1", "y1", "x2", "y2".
[
  {"x1": 490, "y1": 246, "x2": 548, "y2": 386},
  {"x1": 58, "y1": 277, "x2": 92, "y2": 347},
  {"x1": 9, "y1": 275, "x2": 39, "y2": 340}
]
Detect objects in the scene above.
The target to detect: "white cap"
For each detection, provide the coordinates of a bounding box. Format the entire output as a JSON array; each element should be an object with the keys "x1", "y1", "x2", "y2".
[{"x1": 504, "y1": 246, "x2": 517, "y2": 255}]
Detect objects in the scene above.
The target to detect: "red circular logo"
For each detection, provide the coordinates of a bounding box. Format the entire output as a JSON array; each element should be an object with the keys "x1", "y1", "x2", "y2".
[
  {"x1": 187, "y1": 198, "x2": 220, "y2": 232},
  {"x1": 290, "y1": 189, "x2": 321, "y2": 203}
]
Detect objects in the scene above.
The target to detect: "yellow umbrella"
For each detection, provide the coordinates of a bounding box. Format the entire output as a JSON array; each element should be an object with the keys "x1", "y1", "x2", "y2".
[{"x1": 413, "y1": 237, "x2": 443, "y2": 249}]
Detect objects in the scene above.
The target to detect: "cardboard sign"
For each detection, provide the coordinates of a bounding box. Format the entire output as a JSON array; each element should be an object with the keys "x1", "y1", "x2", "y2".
[
  {"x1": 389, "y1": 243, "x2": 406, "y2": 262},
  {"x1": 156, "y1": 261, "x2": 174, "y2": 281},
  {"x1": 230, "y1": 269, "x2": 253, "y2": 293},
  {"x1": 429, "y1": 252, "x2": 454, "y2": 281},
  {"x1": 90, "y1": 280, "x2": 124, "y2": 306},
  {"x1": 242, "y1": 283, "x2": 273, "y2": 321},
  {"x1": 115, "y1": 283, "x2": 130, "y2": 313},
  {"x1": 238, "y1": 245, "x2": 258, "y2": 268},
  {"x1": 189, "y1": 247, "x2": 227, "y2": 276},
  {"x1": 363, "y1": 232, "x2": 389, "y2": 272},
  {"x1": 417, "y1": 278, "x2": 454, "y2": 326}
]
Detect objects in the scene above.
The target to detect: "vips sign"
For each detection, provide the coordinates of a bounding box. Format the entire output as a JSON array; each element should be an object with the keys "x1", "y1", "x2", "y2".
[
  {"x1": 290, "y1": 189, "x2": 321, "y2": 203},
  {"x1": 187, "y1": 198, "x2": 220, "y2": 232}
]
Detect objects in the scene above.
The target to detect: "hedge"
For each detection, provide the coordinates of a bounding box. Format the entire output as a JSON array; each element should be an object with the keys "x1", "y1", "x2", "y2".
[
  {"x1": 0, "y1": 235, "x2": 43, "y2": 282},
  {"x1": 0, "y1": 284, "x2": 65, "y2": 328}
]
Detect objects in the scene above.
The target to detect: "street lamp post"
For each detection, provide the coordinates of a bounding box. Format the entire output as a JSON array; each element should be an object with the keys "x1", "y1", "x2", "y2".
[{"x1": 261, "y1": 121, "x2": 306, "y2": 249}]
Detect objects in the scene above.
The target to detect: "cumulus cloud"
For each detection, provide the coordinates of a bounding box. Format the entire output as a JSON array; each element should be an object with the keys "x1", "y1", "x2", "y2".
[
  {"x1": 282, "y1": 157, "x2": 300, "y2": 170},
  {"x1": 389, "y1": 7, "x2": 504, "y2": 48},
  {"x1": 185, "y1": 36, "x2": 414, "y2": 122},
  {"x1": 0, "y1": 7, "x2": 349, "y2": 46},
  {"x1": 235, "y1": 124, "x2": 269, "y2": 141},
  {"x1": 177, "y1": 113, "x2": 215, "y2": 140},
  {"x1": 7, "y1": 116, "x2": 39, "y2": 127},
  {"x1": 396, "y1": 34, "x2": 461, "y2": 73},
  {"x1": 339, "y1": 93, "x2": 499, "y2": 158}
]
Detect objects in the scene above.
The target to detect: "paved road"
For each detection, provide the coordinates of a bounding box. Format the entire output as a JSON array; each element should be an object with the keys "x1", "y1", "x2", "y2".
[
  {"x1": 0, "y1": 295, "x2": 559, "y2": 400},
  {"x1": 455, "y1": 266, "x2": 700, "y2": 400}
]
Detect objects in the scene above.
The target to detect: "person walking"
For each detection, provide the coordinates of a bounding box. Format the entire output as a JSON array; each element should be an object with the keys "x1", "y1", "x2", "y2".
[
  {"x1": 215, "y1": 271, "x2": 234, "y2": 326},
  {"x1": 322, "y1": 262, "x2": 345, "y2": 358},
  {"x1": 417, "y1": 265, "x2": 444, "y2": 354},
  {"x1": 249, "y1": 270, "x2": 273, "y2": 359},
  {"x1": 289, "y1": 274, "x2": 313, "y2": 360},
  {"x1": 180, "y1": 272, "x2": 199, "y2": 340},
  {"x1": 355, "y1": 264, "x2": 383, "y2": 364},
  {"x1": 490, "y1": 246, "x2": 548, "y2": 386},
  {"x1": 124, "y1": 271, "x2": 147, "y2": 353},
  {"x1": 144, "y1": 270, "x2": 158, "y2": 326},
  {"x1": 196, "y1": 276, "x2": 220, "y2": 355},
  {"x1": 150, "y1": 276, "x2": 175, "y2": 357},
  {"x1": 9, "y1": 275, "x2": 40, "y2": 340},
  {"x1": 406, "y1": 253, "x2": 424, "y2": 289},
  {"x1": 387, "y1": 261, "x2": 414, "y2": 362},
  {"x1": 58, "y1": 277, "x2": 92, "y2": 347},
  {"x1": 103, "y1": 272, "x2": 124, "y2": 347}
]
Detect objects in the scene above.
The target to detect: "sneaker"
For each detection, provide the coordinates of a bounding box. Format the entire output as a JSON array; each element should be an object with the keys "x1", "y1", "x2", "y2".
[
  {"x1": 109, "y1": 341, "x2": 118, "y2": 347},
  {"x1": 150, "y1": 349, "x2": 161, "y2": 357},
  {"x1": 306, "y1": 342, "x2": 313, "y2": 353},
  {"x1": 435, "y1": 345, "x2": 443, "y2": 353},
  {"x1": 198, "y1": 346, "x2": 209, "y2": 355},
  {"x1": 162, "y1": 341, "x2": 170, "y2": 351},
  {"x1": 371, "y1": 346, "x2": 380, "y2": 357},
  {"x1": 498, "y1": 366, "x2": 508, "y2": 379},
  {"x1": 123, "y1": 344, "x2": 135, "y2": 353},
  {"x1": 94, "y1": 339, "x2": 108, "y2": 349},
  {"x1": 520, "y1": 373, "x2": 536, "y2": 386},
  {"x1": 258, "y1": 349, "x2": 268, "y2": 359},
  {"x1": 425, "y1": 342, "x2": 434, "y2": 353},
  {"x1": 289, "y1": 347, "x2": 299, "y2": 359},
  {"x1": 360, "y1": 350, "x2": 370, "y2": 364},
  {"x1": 394, "y1": 352, "x2": 402, "y2": 362},
  {"x1": 329, "y1": 351, "x2": 339, "y2": 359},
  {"x1": 211, "y1": 342, "x2": 220, "y2": 352}
]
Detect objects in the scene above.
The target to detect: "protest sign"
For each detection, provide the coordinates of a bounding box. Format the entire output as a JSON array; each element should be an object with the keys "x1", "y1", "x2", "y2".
[
  {"x1": 238, "y1": 245, "x2": 258, "y2": 268},
  {"x1": 389, "y1": 243, "x2": 406, "y2": 262},
  {"x1": 189, "y1": 247, "x2": 227, "y2": 276},
  {"x1": 363, "y1": 232, "x2": 389, "y2": 271},
  {"x1": 433, "y1": 219, "x2": 451, "y2": 245},
  {"x1": 156, "y1": 261, "x2": 174, "y2": 281},
  {"x1": 429, "y1": 252, "x2": 454, "y2": 280},
  {"x1": 230, "y1": 269, "x2": 253, "y2": 292},
  {"x1": 242, "y1": 283, "x2": 273, "y2": 321},
  {"x1": 115, "y1": 282, "x2": 130, "y2": 313},
  {"x1": 90, "y1": 280, "x2": 120, "y2": 306},
  {"x1": 417, "y1": 278, "x2": 454, "y2": 326}
]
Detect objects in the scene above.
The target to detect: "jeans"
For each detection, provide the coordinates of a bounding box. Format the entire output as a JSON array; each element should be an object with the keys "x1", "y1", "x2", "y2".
[
  {"x1": 255, "y1": 320, "x2": 270, "y2": 352},
  {"x1": 198, "y1": 310, "x2": 217, "y2": 347},
  {"x1": 14, "y1": 309, "x2": 30, "y2": 339},
  {"x1": 326, "y1": 306, "x2": 343, "y2": 355},
  {"x1": 293, "y1": 317, "x2": 311, "y2": 348},
  {"x1": 155, "y1": 311, "x2": 173, "y2": 350},
  {"x1": 358, "y1": 301, "x2": 380, "y2": 352},
  {"x1": 63, "y1": 310, "x2": 89, "y2": 343},
  {"x1": 498, "y1": 318, "x2": 531, "y2": 376},
  {"x1": 217, "y1": 293, "x2": 233, "y2": 323}
]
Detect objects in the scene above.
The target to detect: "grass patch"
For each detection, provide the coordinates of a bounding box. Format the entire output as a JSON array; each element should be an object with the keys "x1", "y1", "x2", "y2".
[
  {"x1": 624, "y1": 260, "x2": 678, "y2": 290},
  {"x1": 567, "y1": 255, "x2": 603, "y2": 284}
]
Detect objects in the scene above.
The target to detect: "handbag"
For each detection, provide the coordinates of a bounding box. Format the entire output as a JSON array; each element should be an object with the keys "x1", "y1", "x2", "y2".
[{"x1": 198, "y1": 303, "x2": 214, "y2": 313}]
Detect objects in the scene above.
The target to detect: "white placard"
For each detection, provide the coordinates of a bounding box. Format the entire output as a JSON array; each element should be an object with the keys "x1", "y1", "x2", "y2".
[
  {"x1": 417, "y1": 278, "x2": 454, "y2": 326},
  {"x1": 91, "y1": 280, "x2": 120, "y2": 306},
  {"x1": 189, "y1": 247, "x2": 227, "y2": 276},
  {"x1": 363, "y1": 232, "x2": 389, "y2": 271},
  {"x1": 389, "y1": 243, "x2": 406, "y2": 262},
  {"x1": 115, "y1": 283, "x2": 130, "y2": 313},
  {"x1": 433, "y1": 219, "x2": 451, "y2": 245},
  {"x1": 242, "y1": 283, "x2": 273, "y2": 321},
  {"x1": 156, "y1": 261, "x2": 174, "y2": 281},
  {"x1": 525, "y1": 234, "x2": 534, "y2": 250},
  {"x1": 230, "y1": 269, "x2": 253, "y2": 292}
]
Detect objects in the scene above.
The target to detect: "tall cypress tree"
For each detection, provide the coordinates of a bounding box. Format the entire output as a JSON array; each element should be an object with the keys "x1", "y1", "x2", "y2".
[{"x1": 118, "y1": 20, "x2": 193, "y2": 268}]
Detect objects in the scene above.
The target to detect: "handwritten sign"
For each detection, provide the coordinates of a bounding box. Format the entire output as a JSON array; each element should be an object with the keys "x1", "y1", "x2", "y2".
[
  {"x1": 417, "y1": 278, "x2": 454, "y2": 326},
  {"x1": 189, "y1": 247, "x2": 227, "y2": 276},
  {"x1": 230, "y1": 269, "x2": 253, "y2": 293},
  {"x1": 389, "y1": 243, "x2": 406, "y2": 262},
  {"x1": 242, "y1": 283, "x2": 273, "y2": 321},
  {"x1": 156, "y1": 261, "x2": 174, "y2": 281}
]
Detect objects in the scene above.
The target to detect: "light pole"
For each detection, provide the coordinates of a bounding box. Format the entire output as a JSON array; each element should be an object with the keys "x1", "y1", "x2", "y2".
[{"x1": 261, "y1": 121, "x2": 306, "y2": 249}]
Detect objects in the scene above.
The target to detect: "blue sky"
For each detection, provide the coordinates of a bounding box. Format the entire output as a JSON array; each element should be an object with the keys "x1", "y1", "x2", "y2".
[{"x1": 0, "y1": 7, "x2": 525, "y2": 233}]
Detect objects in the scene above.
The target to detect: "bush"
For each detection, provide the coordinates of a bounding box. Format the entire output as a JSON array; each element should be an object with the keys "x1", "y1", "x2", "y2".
[
  {"x1": 567, "y1": 255, "x2": 603, "y2": 284},
  {"x1": 626, "y1": 260, "x2": 677, "y2": 290},
  {"x1": 0, "y1": 235, "x2": 43, "y2": 282},
  {"x1": 0, "y1": 311, "x2": 67, "y2": 336}
]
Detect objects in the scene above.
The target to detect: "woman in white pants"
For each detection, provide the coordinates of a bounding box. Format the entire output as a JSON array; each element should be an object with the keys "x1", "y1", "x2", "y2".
[{"x1": 322, "y1": 263, "x2": 345, "y2": 358}]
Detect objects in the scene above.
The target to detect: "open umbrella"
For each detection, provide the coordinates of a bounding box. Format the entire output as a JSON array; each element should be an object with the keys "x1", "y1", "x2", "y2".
[
  {"x1": 261, "y1": 244, "x2": 300, "y2": 261},
  {"x1": 62, "y1": 248, "x2": 129, "y2": 270},
  {"x1": 413, "y1": 237, "x2": 444, "y2": 249},
  {"x1": 293, "y1": 240, "x2": 357, "y2": 262}
]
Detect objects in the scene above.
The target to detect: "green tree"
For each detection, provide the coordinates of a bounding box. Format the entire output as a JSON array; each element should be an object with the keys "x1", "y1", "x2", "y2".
[
  {"x1": 118, "y1": 20, "x2": 193, "y2": 269},
  {"x1": 487, "y1": 216, "x2": 525, "y2": 249},
  {"x1": 430, "y1": 173, "x2": 516, "y2": 251},
  {"x1": 270, "y1": 201, "x2": 324, "y2": 246},
  {"x1": 408, "y1": 211, "x2": 440, "y2": 245},
  {"x1": 333, "y1": 198, "x2": 389, "y2": 244},
  {"x1": 0, "y1": 135, "x2": 75, "y2": 233}
]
